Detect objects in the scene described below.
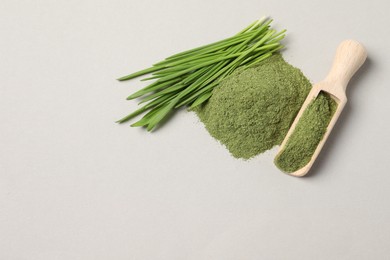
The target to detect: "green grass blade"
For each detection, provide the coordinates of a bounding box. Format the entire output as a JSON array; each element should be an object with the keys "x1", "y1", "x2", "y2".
[
  {"x1": 126, "y1": 77, "x2": 183, "y2": 100},
  {"x1": 116, "y1": 106, "x2": 149, "y2": 124},
  {"x1": 139, "y1": 83, "x2": 186, "y2": 104},
  {"x1": 145, "y1": 98, "x2": 179, "y2": 131},
  {"x1": 118, "y1": 66, "x2": 165, "y2": 81},
  {"x1": 190, "y1": 91, "x2": 213, "y2": 108}
]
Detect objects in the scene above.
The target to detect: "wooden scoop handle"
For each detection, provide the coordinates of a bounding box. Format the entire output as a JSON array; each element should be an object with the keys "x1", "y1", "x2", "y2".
[{"x1": 325, "y1": 40, "x2": 367, "y2": 91}]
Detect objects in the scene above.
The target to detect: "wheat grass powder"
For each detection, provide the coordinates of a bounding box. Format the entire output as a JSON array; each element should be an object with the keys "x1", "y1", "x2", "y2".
[
  {"x1": 194, "y1": 54, "x2": 312, "y2": 159},
  {"x1": 274, "y1": 92, "x2": 338, "y2": 172}
]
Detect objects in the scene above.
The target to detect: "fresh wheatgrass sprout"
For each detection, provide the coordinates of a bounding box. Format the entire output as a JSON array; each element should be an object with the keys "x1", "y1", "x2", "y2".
[{"x1": 117, "y1": 18, "x2": 286, "y2": 131}]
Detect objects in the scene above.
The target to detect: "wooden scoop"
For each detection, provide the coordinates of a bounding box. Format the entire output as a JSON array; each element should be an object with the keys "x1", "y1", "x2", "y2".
[{"x1": 275, "y1": 40, "x2": 367, "y2": 177}]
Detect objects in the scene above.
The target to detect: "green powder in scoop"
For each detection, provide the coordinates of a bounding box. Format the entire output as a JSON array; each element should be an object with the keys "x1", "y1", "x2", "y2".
[
  {"x1": 194, "y1": 54, "x2": 312, "y2": 159},
  {"x1": 274, "y1": 92, "x2": 338, "y2": 173}
]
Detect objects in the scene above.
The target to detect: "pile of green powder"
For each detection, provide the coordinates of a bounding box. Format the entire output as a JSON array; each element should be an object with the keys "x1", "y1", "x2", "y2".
[
  {"x1": 194, "y1": 54, "x2": 312, "y2": 159},
  {"x1": 274, "y1": 92, "x2": 338, "y2": 173}
]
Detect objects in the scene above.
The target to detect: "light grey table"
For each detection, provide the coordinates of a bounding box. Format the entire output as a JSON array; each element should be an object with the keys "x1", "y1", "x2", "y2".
[{"x1": 1, "y1": 0, "x2": 389, "y2": 259}]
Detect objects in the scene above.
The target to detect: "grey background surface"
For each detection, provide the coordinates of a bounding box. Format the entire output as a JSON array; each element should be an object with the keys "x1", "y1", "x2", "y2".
[{"x1": 1, "y1": 0, "x2": 389, "y2": 259}]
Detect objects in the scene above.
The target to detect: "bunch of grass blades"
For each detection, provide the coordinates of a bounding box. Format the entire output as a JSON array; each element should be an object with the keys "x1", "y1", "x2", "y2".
[{"x1": 117, "y1": 18, "x2": 285, "y2": 131}]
